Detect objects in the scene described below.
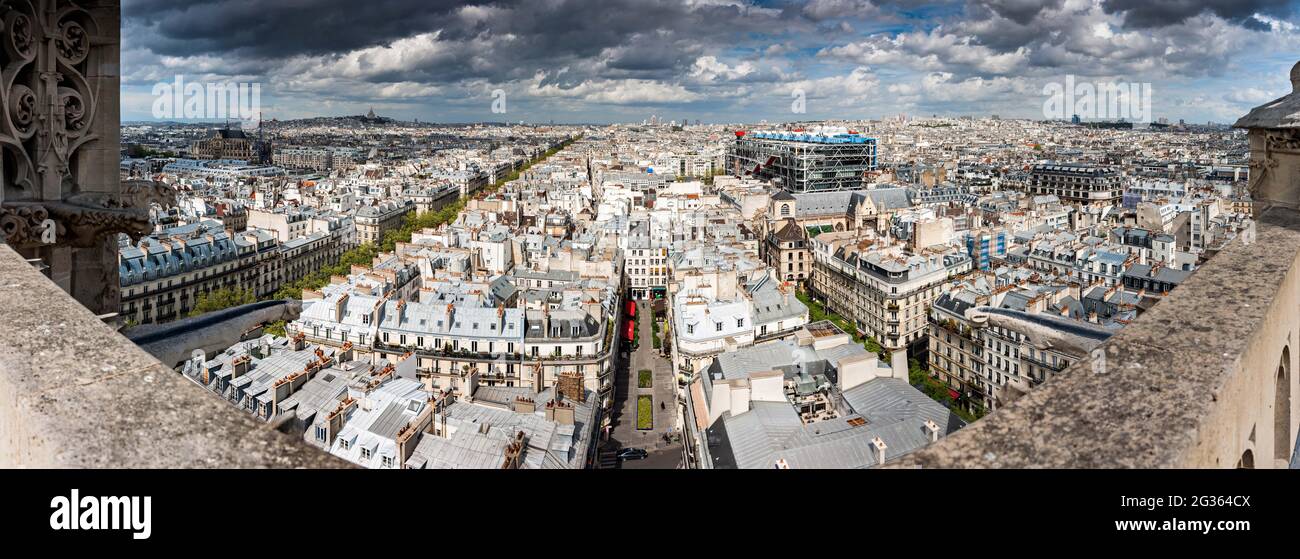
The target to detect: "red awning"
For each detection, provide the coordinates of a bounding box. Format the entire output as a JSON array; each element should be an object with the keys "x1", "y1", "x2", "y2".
[
  {"x1": 948, "y1": 389, "x2": 960, "y2": 400},
  {"x1": 626, "y1": 300, "x2": 637, "y2": 318},
  {"x1": 624, "y1": 320, "x2": 636, "y2": 341}
]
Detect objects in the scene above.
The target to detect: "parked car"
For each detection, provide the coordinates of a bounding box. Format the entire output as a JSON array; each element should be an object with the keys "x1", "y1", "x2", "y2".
[{"x1": 617, "y1": 448, "x2": 649, "y2": 461}]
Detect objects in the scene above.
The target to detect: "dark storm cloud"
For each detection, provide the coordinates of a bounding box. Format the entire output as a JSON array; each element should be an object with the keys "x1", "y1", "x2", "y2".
[
  {"x1": 128, "y1": 1, "x2": 777, "y2": 62},
  {"x1": 123, "y1": 0, "x2": 479, "y2": 58},
  {"x1": 123, "y1": 0, "x2": 813, "y2": 88},
  {"x1": 1100, "y1": 0, "x2": 1295, "y2": 29},
  {"x1": 119, "y1": 0, "x2": 1300, "y2": 122},
  {"x1": 978, "y1": 0, "x2": 1064, "y2": 24},
  {"x1": 602, "y1": 34, "x2": 698, "y2": 75}
]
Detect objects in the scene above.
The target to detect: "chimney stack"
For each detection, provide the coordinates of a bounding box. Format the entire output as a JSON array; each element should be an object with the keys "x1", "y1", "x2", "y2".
[
  {"x1": 547, "y1": 400, "x2": 575, "y2": 426},
  {"x1": 232, "y1": 355, "x2": 251, "y2": 379},
  {"x1": 924, "y1": 419, "x2": 940, "y2": 443},
  {"x1": 890, "y1": 347, "x2": 908, "y2": 380},
  {"x1": 557, "y1": 370, "x2": 585, "y2": 403},
  {"x1": 334, "y1": 293, "x2": 349, "y2": 322},
  {"x1": 501, "y1": 431, "x2": 526, "y2": 469},
  {"x1": 871, "y1": 436, "x2": 888, "y2": 467},
  {"x1": 514, "y1": 396, "x2": 535, "y2": 414}
]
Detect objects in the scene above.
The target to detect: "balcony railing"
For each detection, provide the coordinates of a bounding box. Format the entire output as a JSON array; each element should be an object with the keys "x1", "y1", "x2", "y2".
[{"x1": 0, "y1": 244, "x2": 347, "y2": 468}]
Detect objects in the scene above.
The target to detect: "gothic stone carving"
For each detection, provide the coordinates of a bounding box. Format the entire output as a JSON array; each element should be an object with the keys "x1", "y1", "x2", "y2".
[
  {"x1": 0, "y1": 179, "x2": 176, "y2": 247},
  {"x1": 0, "y1": 1, "x2": 155, "y2": 249},
  {"x1": 0, "y1": 201, "x2": 51, "y2": 244},
  {"x1": 1248, "y1": 128, "x2": 1300, "y2": 213}
]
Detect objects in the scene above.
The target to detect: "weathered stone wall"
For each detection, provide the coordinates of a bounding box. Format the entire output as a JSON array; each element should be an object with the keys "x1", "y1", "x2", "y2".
[{"x1": 0, "y1": 244, "x2": 347, "y2": 468}]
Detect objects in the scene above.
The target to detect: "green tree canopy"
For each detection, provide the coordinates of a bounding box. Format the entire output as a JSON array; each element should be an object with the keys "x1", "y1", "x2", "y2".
[{"x1": 189, "y1": 287, "x2": 256, "y2": 317}]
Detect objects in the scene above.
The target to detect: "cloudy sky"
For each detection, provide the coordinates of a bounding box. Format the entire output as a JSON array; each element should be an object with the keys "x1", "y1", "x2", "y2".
[{"x1": 121, "y1": 0, "x2": 1300, "y2": 124}]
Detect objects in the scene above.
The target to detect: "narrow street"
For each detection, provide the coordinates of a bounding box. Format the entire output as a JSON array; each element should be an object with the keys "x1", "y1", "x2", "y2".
[{"x1": 601, "y1": 300, "x2": 682, "y2": 469}]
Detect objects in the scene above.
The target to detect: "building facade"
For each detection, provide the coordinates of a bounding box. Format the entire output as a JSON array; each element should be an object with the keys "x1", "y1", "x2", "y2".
[
  {"x1": 766, "y1": 219, "x2": 811, "y2": 283},
  {"x1": 119, "y1": 223, "x2": 281, "y2": 324},
  {"x1": 727, "y1": 130, "x2": 878, "y2": 193},
  {"x1": 1028, "y1": 164, "x2": 1122, "y2": 206},
  {"x1": 356, "y1": 200, "x2": 415, "y2": 245},
  {"x1": 190, "y1": 128, "x2": 267, "y2": 162},
  {"x1": 811, "y1": 236, "x2": 972, "y2": 353}
]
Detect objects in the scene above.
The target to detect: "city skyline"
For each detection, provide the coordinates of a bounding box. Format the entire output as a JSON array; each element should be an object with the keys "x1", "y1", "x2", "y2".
[
  {"x1": 120, "y1": 0, "x2": 1300, "y2": 124},
  {"x1": 8, "y1": 1, "x2": 1300, "y2": 546}
]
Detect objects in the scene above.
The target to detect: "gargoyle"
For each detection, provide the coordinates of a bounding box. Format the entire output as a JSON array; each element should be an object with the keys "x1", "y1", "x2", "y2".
[{"x1": 965, "y1": 306, "x2": 1113, "y2": 358}]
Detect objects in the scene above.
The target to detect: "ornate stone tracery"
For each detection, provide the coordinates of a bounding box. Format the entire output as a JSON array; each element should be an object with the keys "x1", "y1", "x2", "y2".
[
  {"x1": 3, "y1": 0, "x2": 111, "y2": 229},
  {"x1": 1262, "y1": 128, "x2": 1300, "y2": 154},
  {"x1": 0, "y1": 0, "x2": 152, "y2": 314}
]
